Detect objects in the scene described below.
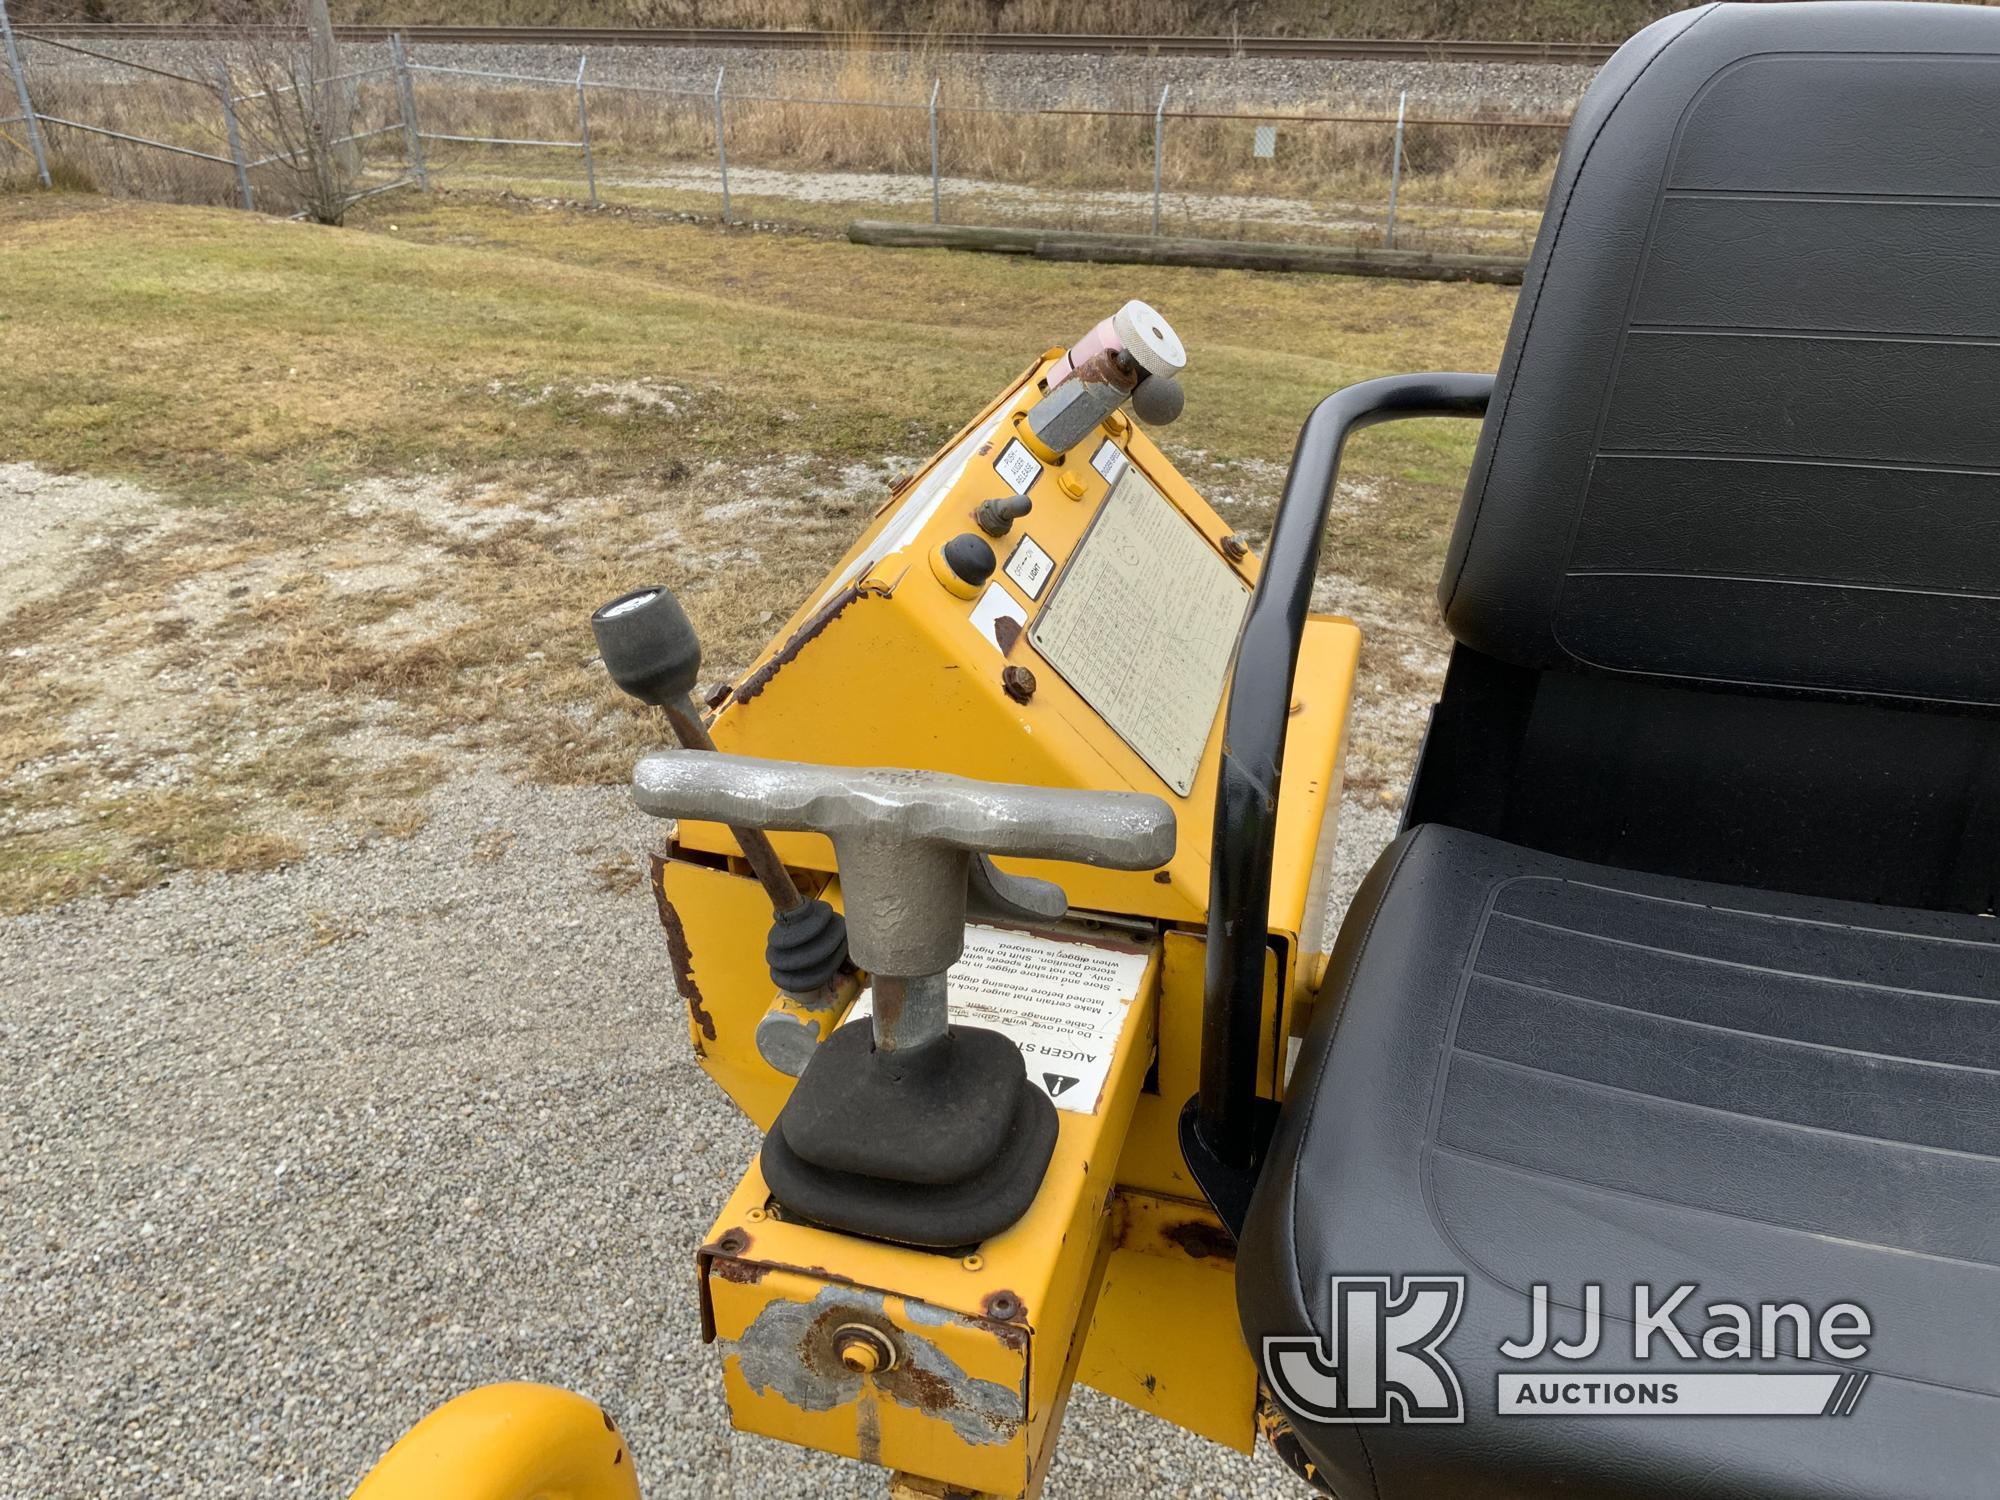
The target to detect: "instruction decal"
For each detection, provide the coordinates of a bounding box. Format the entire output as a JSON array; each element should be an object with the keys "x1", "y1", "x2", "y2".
[
  {"x1": 1028, "y1": 466, "x2": 1251, "y2": 795},
  {"x1": 994, "y1": 438, "x2": 1042, "y2": 496},
  {"x1": 1090, "y1": 438, "x2": 1128, "y2": 487},
  {"x1": 1004, "y1": 534, "x2": 1056, "y2": 600},
  {"x1": 845, "y1": 923, "x2": 1151, "y2": 1114}
]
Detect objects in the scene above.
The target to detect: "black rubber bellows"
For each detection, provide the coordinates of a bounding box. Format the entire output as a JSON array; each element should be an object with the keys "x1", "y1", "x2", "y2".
[
  {"x1": 765, "y1": 898, "x2": 848, "y2": 994},
  {"x1": 760, "y1": 1021, "x2": 1058, "y2": 1249}
]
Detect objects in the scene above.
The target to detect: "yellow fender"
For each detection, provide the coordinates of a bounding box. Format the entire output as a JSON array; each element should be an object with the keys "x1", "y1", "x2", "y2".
[{"x1": 350, "y1": 1382, "x2": 641, "y2": 1500}]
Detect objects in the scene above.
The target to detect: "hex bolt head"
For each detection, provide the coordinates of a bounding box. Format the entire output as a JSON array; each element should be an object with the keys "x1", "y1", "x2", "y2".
[{"x1": 1001, "y1": 665, "x2": 1037, "y2": 703}]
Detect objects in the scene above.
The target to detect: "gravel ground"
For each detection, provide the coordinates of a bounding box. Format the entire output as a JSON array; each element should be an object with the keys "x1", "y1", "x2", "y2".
[
  {"x1": 1, "y1": 761, "x2": 1399, "y2": 1498},
  {"x1": 19, "y1": 36, "x2": 1594, "y2": 115},
  {"x1": 580, "y1": 161, "x2": 1539, "y2": 245}
]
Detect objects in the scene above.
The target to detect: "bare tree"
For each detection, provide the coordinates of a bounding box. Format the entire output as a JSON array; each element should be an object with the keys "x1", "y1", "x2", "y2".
[{"x1": 210, "y1": 0, "x2": 359, "y2": 223}]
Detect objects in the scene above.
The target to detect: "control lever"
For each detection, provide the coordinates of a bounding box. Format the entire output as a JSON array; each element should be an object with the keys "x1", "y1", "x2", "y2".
[
  {"x1": 591, "y1": 586, "x2": 854, "y2": 1074},
  {"x1": 631, "y1": 751, "x2": 1175, "y2": 1246}
]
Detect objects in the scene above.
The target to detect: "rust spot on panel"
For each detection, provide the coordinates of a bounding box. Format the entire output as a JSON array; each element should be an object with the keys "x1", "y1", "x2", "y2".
[
  {"x1": 710, "y1": 1257, "x2": 770, "y2": 1285},
  {"x1": 711, "y1": 1228, "x2": 752, "y2": 1256},
  {"x1": 993, "y1": 614, "x2": 1022, "y2": 655},
  {"x1": 650, "y1": 857, "x2": 714, "y2": 1053},
  {"x1": 798, "y1": 1301, "x2": 1014, "y2": 1428},
  {"x1": 1142, "y1": 1374, "x2": 1157, "y2": 1394},
  {"x1": 1163, "y1": 1218, "x2": 1238, "y2": 1264},
  {"x1": 729, "y1": 1287, "x2": 1023, "y2": 1445},
  {"x1": 985, "y1": 1320, "x2": 1028, "y2": 1353},
  {"x1": 857, "y1": 1389, "x2": 883, "y2": 1466},
  {"x1": 731, "y1": 583, "x2": 881, "y2": 705}
]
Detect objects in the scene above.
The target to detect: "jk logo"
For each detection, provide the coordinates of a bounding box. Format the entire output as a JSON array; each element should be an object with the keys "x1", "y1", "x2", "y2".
[{"x1": 1264, "y1": 1276, "x2": 1467, "y2": 1424}]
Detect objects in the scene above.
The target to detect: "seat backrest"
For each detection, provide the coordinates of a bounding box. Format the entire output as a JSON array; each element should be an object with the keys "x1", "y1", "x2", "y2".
[{"x1": 1441, "y1": 1, "x2": 2000, "y2": 707}]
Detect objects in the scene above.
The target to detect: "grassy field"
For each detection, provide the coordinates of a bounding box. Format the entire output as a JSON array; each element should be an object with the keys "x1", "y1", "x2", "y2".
[{"x1": 0, "y1": 187, "x2": 1517, "y2": 911}]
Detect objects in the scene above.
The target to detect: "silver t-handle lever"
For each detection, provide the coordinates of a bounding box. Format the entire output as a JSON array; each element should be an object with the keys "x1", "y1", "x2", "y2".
[{"x1": 631, "y1": 752, "x2": 1176, "y2": 1048}]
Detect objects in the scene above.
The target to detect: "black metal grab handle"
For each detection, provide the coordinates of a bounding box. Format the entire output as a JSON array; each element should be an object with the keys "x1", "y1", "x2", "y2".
[{"x1": 1192, "y1": 372, "x2": 1495, "y2": 1184}]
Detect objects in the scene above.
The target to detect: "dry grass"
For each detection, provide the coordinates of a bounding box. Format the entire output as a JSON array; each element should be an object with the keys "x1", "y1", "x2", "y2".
[
  {"x1": 16, "y1": 40, "x2": 1566, "y2": 250},
  {"x1": 0, "y1": 192, "x2": 1518, "y2": 909}
]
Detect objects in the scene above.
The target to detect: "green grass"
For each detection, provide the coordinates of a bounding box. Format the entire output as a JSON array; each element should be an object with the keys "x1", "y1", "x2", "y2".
[{"x1": 0, "y1": 189, "x2": 1516, "y2": 498}]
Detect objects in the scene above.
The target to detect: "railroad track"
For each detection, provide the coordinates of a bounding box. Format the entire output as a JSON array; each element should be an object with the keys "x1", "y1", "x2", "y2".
[{"x1": 12, "y1": 23, "x2": 1617, "y2": 65}]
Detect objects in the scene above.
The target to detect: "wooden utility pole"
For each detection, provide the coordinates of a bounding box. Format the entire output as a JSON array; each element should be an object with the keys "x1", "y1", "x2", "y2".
[{"x1": 304, "y1": 0, "x2": 357, "y2": 174}]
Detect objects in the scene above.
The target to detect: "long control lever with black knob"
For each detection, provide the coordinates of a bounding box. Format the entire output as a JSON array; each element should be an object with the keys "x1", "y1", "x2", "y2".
[
  {"x1": 631, "y1": 751, "x2": 1176, "y2": 1247},
  {"x1": 591, "y1": 586, "x2": 854, "y2": 1071}
]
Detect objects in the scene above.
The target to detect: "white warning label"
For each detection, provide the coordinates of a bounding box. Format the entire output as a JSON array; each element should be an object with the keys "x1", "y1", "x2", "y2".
[
  {"x1": 1003, "y1": 534, "x2": 1056, "y2": 600},
  {"x1": 845, "y1": 923, "x2": 1151, "y2": 1114},
  {"x1": 994, "y1": 438, "x2": 1042, "y2": 496}
]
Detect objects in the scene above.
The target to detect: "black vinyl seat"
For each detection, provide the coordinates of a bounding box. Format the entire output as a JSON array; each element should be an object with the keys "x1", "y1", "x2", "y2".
[
  {"x1": 1243, "y1": 825, "x2": 2000, "y2": 1498},
  {"x1": 1235, "y1": 4, "x2": 2000, "y2": 1496}
]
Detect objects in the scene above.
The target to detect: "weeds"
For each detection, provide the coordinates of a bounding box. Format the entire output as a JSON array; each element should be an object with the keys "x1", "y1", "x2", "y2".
[{"x1": 15, "y1": 37, "x2": 1567, "y2": 251}]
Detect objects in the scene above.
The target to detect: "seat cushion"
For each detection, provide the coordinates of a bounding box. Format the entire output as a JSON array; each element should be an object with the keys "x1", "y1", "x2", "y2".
[{"x1": 1238, "y1": 824, "x2": 2000, "y2": 1499}]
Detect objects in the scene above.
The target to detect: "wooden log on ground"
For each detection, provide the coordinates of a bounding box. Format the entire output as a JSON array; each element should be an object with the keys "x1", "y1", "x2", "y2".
[{"x1": 845, "y1": 220, "x2": 1527, "y2": 285}]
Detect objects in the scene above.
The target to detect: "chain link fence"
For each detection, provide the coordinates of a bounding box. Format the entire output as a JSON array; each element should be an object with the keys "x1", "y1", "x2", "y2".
[{"x1": 1, "y1": 6, "x2": 1572, "y2": 255}]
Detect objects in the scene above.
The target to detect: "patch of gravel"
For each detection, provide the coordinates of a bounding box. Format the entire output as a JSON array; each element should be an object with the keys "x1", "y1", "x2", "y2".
[
  {"x1": 23, "y1": 37, "x2": 1594, "y2": 117},
  {"x1": 0, "y1": 461, "x2": 177, "y2": 620},
  {"x1": 582, "y1": 161, "x2": 1537, "y2": 249},
  {"x1": 0, "y1": 766, "x2": 1396, "y2": 1497}
]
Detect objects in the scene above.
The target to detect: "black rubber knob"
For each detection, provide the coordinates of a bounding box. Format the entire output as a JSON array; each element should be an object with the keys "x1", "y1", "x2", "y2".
[
  {"x1": 591, "y1": 586, "x2": 702, "y2": 707},
  {"x1": 941, "y1": 532, "x2": 997, "y2": 589},
  {"x1": 766, "y1": 898, "x2": 849, "y2": 994},
  {"x1": 1131, "y1": 372, "x2": 1185, "y2": 427},
  {"x1": 974, "y1": 493, "x2": 1033, "y2": 538}
]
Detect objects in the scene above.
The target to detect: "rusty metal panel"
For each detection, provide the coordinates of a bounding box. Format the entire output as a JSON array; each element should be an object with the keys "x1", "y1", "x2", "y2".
[
  {"x1": 654, "y1": 857, "x2": 797, "y2": 1130},
  {"x1": 1077, "y1": 1192, "x2": 1258, "y2": 1452},
  {"x1": 711, "y1": 1265, "x2": 1031, "y2": 1494}
]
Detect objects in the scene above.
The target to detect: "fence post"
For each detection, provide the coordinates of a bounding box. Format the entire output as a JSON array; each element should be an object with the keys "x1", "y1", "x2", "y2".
[
  {"x1": 576, "y1": 53, "x2": 596, "y2": 207},
  {"x1": 390, "y1": 33, "x2": 428, "y2": 191},
  {"x1": 928, "y1": 77, "x2": 940, "y2": 225},
  {"x1": 714, "y1": 65, "x2": 729, "y2": 222},
  {"x1": 0, "y1": 0, "x2": 50, "y2": 189},
  {"x1": 217, "y1": 65, "x2": 254, "y2": 211},
  {"x1": 1151, "y1": 83, "x2": 1170, "y2": 236},
  {"x1": 1385, "y1": 89, "x2": 1407, "y2": 249}
]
